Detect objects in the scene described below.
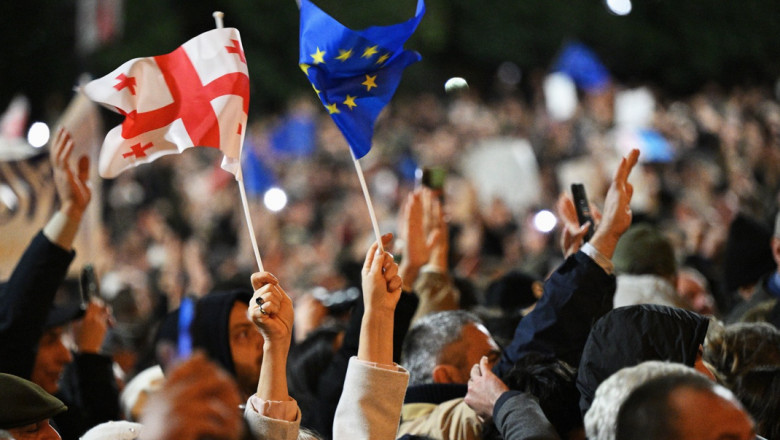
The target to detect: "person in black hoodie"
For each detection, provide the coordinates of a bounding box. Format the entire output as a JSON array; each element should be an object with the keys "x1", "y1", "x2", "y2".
[
  {"x1": 576, "y1": 304, "x2": 712, "y2": 416},
  {"x1": 156, "y1": 288, "x2": 259, "y2": 399}
]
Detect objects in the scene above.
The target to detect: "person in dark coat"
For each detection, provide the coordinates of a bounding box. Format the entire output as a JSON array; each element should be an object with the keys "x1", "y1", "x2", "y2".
[
  {"x1": 0, "y1": 129, "x2": 116, "y2": 440},
  {"x1": 577, "y1": 304, "x2": 711, "y2": 416},
  {"x1": 495, "y1": 149, "x2": 640, "y2": 375},
  {"x1": 0, "y1": 128, "x2": 91, "y2": 380}
]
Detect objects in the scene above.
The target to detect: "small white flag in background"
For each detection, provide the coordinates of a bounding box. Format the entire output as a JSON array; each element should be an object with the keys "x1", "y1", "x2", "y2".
[{"x1": 83, "y1": 27, "x2": 250, "y2": 178}]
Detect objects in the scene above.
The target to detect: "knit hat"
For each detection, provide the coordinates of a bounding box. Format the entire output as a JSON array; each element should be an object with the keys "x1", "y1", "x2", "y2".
[
  {"x1": 723, "y1": 213, "x2": 776, "y2": 292},
  {"x1": 612, "y1": 224, "x2": 676, "y2": 278},
  {"x1": 0, "y1": 373, "x2": 67, "y2": 429}
]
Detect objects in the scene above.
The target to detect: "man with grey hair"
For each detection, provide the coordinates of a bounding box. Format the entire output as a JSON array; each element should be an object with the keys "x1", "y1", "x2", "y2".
[
  {"x1": 584, "y1": 361, "x2": 704, "y2": 440},
  {"x1": 398, "y1": 310, "x2": 500, "y2": 440}
]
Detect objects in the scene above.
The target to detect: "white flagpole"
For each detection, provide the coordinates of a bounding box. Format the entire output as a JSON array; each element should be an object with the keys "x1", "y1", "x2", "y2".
[
  {"x1": 214, "y1": 11, "x2": 265, "y2": 272},
  {"x1": 351, "y1": 151, "x2": 384, "y2": 252},
  {"x1": 237, "y1": 168, "x2": 265, "y2": 272},
  {"x1": 212, "y1": 11, "x2": 225, "y2": 29}
]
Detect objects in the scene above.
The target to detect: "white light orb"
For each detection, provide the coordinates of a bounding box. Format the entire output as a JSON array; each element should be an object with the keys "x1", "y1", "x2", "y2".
[
  {"x1": 606, "y1": 0, "x2": 632, "y2": 16},
  {"x1": 533, "y1": 210, "x2": 558, "y2": 233},
  {"x1": 263, "y1": 187, "x2": 288, "y2": 212},
  {"x1": 27, "y1": 122, "x2": 50, "y2": 148},
  {"x1": 444, "y1": 77, "x2": 469, "y2": 94}
]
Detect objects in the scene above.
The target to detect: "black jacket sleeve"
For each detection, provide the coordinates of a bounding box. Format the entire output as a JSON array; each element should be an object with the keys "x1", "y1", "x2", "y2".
[
  {"x1": 0, "y1": 231, "x2": 75, "y2": 378},
  {"x1": 494, "y1": 251, "x2": 616, "y2": 377},
  {"x1": 54, "y1": 353, "x2": 120, "y2": 440}
]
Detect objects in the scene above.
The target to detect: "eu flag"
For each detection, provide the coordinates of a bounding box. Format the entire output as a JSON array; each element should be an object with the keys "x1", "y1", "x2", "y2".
[{"x1": 299, "y1": 0, "x2": 425, "y2": 158}]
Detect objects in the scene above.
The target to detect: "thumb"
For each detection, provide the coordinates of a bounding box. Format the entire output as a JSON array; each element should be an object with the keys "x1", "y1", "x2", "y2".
[{"x1": 479, "y1": 355, "x2": 490, "y2": 376}]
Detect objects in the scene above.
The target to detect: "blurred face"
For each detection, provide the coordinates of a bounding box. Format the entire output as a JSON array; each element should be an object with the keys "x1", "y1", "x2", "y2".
[
  {"x1": 669, "y1": 386, "x2": 755, "y2": 440},
  {"x1": 8, "y1": 420, "x2": 61, "y2": 440},
  {"x1": 677, "y1": 273, "x2": 715, "y2": 315},
  {"x1": 228, "y1": 302, "x2": 263, "y2": 397},
  {"x1": 31, "y1": 327, "x2": 73, "y2": 394}
]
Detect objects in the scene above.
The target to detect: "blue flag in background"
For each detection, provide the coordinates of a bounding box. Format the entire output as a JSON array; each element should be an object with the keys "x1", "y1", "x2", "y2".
[
  {"x1": 299, "y1": 0, "x2": 425, "y2": 158},
  {"x1": 553, "y1": 42, "x2": 610, "y2": 93}
]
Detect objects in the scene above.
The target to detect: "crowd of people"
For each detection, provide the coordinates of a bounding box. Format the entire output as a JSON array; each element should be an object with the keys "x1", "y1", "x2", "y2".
[{"x1": 1, "y1": 76, "x2": 780, "y2": 440}]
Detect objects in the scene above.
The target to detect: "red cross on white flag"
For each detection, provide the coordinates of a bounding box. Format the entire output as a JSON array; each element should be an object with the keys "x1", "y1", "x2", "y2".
[{"x1": 83, "y1": 27, "x2": 250, "y2": 178}]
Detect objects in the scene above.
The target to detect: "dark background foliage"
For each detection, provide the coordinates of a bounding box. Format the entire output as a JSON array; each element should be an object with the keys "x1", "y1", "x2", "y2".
[{"x1": 2, "y1": 0, "x2": 780, "y2": 121}]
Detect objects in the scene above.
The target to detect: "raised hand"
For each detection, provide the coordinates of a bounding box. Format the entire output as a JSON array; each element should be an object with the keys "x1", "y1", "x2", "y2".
[
  {"x1": 359, "y1": 234, "x2": 403, "y2": 366},
  {"x1": 76, "y1": 300, "x2": 112, "y2": 354},
  {"x1": 556, "y1": 194, "x2": 592, "y2": 258},
  {"x1": 248, "y1": 272, "x2": 293, "y2": 346},
  {"x1": 590, "y1": 149, "x2": 640, "y2": 259},
  {"x1": 50, "y1": 127, "x2": 91, "y2": 219},
  {"x1": 464, "y1": 355, "x2": 509, "y2": 421},
  {"x1": 422, "y1": 188, "x2": 448, "y2": 272},
  {"x1": 362, "y1": 234, "x2": 403, "y2": 315}
]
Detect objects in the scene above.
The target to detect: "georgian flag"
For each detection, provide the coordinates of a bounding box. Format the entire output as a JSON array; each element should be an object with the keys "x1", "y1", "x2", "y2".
[{"x1": 83, "y1": 27, "x2": 249, "y2": 178}]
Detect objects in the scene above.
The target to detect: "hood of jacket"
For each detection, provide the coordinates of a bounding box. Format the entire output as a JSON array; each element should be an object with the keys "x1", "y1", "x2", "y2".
[{"x1": 576, "y1": 304, "x2": 709, "y2": 415}]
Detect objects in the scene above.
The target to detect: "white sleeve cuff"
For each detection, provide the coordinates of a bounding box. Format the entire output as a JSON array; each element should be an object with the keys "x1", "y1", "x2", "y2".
[{"x1": 581, "y1": 242, "x2": 614, "y2": 275}]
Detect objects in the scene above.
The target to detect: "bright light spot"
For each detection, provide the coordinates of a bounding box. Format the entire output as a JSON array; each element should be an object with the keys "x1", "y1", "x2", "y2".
[
  {"x1": 606, "y1": 0, "x2": 632, "y2": 15},
  {"x1": 263, "y1": 187, "x2": 287, "y2": 212},
  {"x1": 533, "y1": 210, "x2": 557, "y2": 233},
  {"x1": 27, "y1": 122, "x2": 50, "y2": 148}
]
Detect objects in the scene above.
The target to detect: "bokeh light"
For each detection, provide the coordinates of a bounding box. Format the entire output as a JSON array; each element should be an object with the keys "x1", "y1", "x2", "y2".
[
  {"x1": 533, "y1": 210, "x2": 558, "y2": 233},
  {"x1": 263, "y1": 187, "x2": 288, "y2": 212},
  {"x1": 27, "y1": 122, "x2": 50, "y2": 148},
  {"x1": 606, "y1": 0, "x2": 632, "y2": 16}
]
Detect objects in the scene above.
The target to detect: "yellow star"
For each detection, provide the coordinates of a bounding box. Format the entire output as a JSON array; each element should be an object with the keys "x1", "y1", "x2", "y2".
[
  {"x1": 362, "y1": 46, "x2": 379, "y2": 58},
  {"x1": 311, "y1": 47, "x2": 326, "y2": 64},
  {"x1": 299, "y1": 63, "x2": 311, "y2": 75},
  {"x1": 343, "y1": 95, "x2": 358, "y2": 110},
  {"x1": 326, "y1": 103, "x2": 340, "y2": 114},
  {"x1": 362, "y1": 74, "x2": 378, "y2": 91},
  {"x1": 335, "y1": 48, "x2": 353, "y2": 62},
  {"x1": 310, "y1": 83, "x2": 320, "y2": 95},
  {"x1": 376, "y1": 53, "x2": 390, "y2": 65}
]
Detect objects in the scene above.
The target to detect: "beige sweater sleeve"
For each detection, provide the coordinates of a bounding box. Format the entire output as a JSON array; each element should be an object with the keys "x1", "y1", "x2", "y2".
[{"x1": 333, "y1": 357, "x2": 410, "y2": 440}]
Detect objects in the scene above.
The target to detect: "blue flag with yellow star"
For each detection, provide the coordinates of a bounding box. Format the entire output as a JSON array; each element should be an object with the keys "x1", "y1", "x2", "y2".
[{"x1": 299, "y1": 0, "x2": 425, "y2": 158}]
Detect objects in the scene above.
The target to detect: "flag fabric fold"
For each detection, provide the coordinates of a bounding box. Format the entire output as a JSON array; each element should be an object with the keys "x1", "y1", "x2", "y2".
[
  {"x1": 83, "y1": 27, "x2": 250, "y2": 178},
  {"x1": 298, "y1": 0, "x2": 425, "y2": 158}
]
